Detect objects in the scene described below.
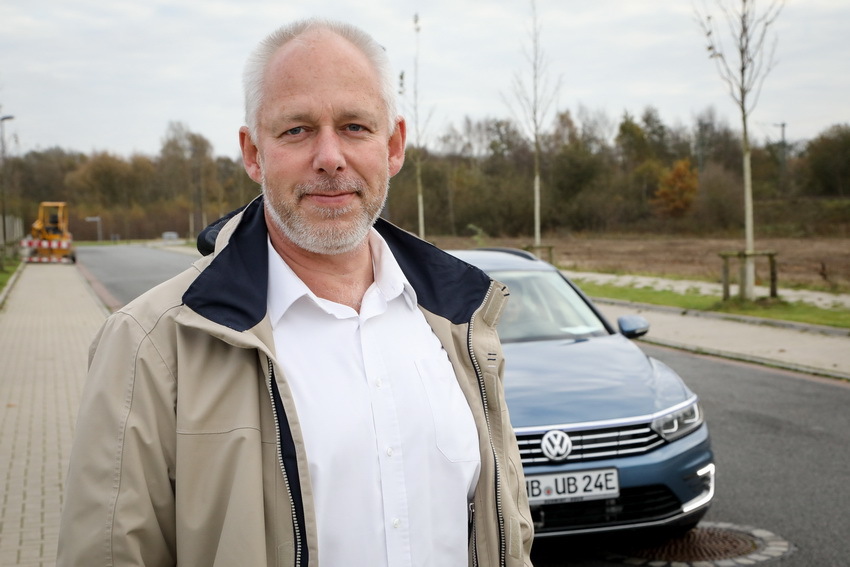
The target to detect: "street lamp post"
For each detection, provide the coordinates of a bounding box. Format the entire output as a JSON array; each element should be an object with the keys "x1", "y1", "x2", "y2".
[
  {"x1": 0, "y1": 114, "x2": 15, "y2": 271},
  {"x1": 85, "y1": 216, "x2": 103, "y2": 242}
]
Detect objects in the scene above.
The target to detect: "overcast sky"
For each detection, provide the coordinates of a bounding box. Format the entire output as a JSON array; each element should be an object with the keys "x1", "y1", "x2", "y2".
[{"x1": 1, "y1": 0, "x2": 847, "y2": 160}]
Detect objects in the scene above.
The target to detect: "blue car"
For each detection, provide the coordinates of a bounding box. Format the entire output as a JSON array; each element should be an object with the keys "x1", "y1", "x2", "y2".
[{"x1": 449, "y1": 248, "x2": 715, "y2": 539}]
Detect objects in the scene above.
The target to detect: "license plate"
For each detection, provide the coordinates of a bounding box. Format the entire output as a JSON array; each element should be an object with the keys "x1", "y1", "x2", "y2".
[{"x1": 526, "y1": 468, "x2": 619, "y2": 504}]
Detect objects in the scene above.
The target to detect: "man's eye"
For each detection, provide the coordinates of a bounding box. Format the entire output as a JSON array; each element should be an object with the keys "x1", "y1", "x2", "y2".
[
  {"x1": 284, "y1": 127, "x2": 304, "y2": 136},
  {"x1": 346, "y1": 124, "x2": 365, "y2": 132}
]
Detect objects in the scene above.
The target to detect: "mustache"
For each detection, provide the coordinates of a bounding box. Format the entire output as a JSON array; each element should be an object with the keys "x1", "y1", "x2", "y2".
[{"x1": 294, "y1": 177, "x2": 366, "y2": 199}]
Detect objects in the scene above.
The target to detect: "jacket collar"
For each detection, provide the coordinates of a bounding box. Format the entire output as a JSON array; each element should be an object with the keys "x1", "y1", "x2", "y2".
[
  {"x1": 183, "y1": 197, "x2": 268, "y2": 331},
  {"x1": 377, "y1": 216, "x2": 494, "y2": 325},
  {"x1": 184, "y1": 196, "x2": 494, "y2": 331}
]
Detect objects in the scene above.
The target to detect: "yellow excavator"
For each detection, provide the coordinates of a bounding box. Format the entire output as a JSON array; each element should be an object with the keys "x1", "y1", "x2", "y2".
[{"x1": 21, "y1": 202, "x2": 76, "y2": 263}]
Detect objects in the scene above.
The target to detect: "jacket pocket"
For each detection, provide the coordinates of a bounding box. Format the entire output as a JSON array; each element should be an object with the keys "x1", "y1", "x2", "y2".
[{"x1": 416, "y1": 356, "x2": 480, "y2": 463}]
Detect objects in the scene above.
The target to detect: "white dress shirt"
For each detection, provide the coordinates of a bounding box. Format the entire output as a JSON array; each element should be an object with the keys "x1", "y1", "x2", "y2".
[{"x1": 267, "y1": 230, "x2": 481, "y2": 567}]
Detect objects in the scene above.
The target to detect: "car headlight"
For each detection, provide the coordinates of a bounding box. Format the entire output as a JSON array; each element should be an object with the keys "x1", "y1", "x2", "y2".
[{"x1": 651, "y1": 400, "x2": 703, "y2": 442}]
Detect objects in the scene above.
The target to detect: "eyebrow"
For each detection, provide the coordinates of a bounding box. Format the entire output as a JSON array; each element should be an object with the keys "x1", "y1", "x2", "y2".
[{"x1": 276, "y1": 108, "x2": 381, "y2": 129}]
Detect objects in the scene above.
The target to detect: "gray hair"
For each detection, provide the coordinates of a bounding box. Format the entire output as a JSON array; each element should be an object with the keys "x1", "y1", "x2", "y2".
[{"x1": 243, "y1": 18, "x2": 399, "y2": 138}]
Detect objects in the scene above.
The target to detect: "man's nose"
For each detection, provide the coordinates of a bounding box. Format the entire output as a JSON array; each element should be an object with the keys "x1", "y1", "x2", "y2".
[{"x1": 312, "y1": 129, "x2": 345, "y2": 175}]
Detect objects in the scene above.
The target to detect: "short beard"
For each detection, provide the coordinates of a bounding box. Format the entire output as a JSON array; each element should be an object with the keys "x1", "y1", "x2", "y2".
[{"x1": 263, "y1": 176, "x2": 388, "y2": 255}]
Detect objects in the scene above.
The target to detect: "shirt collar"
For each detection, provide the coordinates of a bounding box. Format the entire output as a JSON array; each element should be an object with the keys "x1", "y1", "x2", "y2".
[{"x1": 267, "y1": 229, "x2": 418, "y2": 327}]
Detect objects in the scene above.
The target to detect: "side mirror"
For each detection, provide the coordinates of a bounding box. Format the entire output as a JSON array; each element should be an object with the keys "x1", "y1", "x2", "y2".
[{"x1": 618, "y1": 315, "x2": 649, "y2": 339}]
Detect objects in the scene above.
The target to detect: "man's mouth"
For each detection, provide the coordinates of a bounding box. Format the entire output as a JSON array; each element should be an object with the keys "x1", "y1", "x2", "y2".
[{"x1": 296, "y1": 178, "x2": 364, "y2": 201}]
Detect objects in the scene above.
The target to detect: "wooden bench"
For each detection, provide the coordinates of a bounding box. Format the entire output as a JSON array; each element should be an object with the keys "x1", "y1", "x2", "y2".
[{"x1": 718, "y1": 251, "x2": 779, "y2": 300}]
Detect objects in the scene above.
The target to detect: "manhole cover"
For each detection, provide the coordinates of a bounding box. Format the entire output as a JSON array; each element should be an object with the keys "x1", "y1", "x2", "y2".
[{"x1": 605, "y1": 522, "x2": 794, "y2": 566}]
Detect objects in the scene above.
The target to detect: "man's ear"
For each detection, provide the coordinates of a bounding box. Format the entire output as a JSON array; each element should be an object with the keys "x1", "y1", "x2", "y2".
[
  {"x1": 387, "y1": 118, "x2": 407, "y2": 177},
  {"x1": 239, "y1": 126, "x2": 264, "y2": 184}
]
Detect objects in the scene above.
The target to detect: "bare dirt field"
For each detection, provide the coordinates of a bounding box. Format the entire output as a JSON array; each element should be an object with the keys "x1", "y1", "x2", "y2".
[{"x1": 429, "y1": 235, "x2": 850, "y2": 292}]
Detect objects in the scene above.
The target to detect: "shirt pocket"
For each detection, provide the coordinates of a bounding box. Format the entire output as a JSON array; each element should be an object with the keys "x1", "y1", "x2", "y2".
[{"x1": 416, "y1": 356, "x2": 480, "y2": 463}]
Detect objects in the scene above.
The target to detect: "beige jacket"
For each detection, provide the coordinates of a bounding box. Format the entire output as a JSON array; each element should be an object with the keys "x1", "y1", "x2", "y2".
[{"x1": 57, "y1": 198, "x2": 534, "y2": 566}]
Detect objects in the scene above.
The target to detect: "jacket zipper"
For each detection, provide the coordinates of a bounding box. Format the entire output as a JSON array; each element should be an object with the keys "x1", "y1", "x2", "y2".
[
  {"x1": 468, "y1": 282, "x2": 507, "y2": 567},
  {"x1": 266, "y1": 357, "x2": 304, "y2": 566},
  {"x1": 469, "y1": 502, "x2": 479, "y2": 567}
]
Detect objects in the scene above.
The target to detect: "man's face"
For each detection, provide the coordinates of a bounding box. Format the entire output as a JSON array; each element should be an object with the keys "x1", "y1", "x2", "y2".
[{"x1": 241, "y1": 29, "x2": 406, "y2": 255}]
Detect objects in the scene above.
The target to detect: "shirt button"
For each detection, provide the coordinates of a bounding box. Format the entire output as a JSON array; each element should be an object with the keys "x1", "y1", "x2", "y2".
[
  {"x1": 376, "y1": 379, "x2": 383, "y2": 389},
  {"x1": 392, "y1": 518, "x2": 401, "y2": 528},
  {"x1": 386, "y1": 447, "x2": 394, "y2": 457}
]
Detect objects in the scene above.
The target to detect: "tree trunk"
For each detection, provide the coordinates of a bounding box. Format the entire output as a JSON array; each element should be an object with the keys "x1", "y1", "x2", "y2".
[
  {"x1": 742, "y1": 117, "x2": 755, "y2": 300},
  {"x1": 533, "y1": 137, "x2": 541, "y2": 247},
  {"x1": 415, "y1": 153, "x2": 425, "y2": 239}
]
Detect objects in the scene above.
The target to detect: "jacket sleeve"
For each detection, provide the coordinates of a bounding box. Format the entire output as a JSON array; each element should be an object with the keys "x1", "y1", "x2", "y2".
[{"x1": 57, "y1": 312, "x2": 178, "y2": 566}]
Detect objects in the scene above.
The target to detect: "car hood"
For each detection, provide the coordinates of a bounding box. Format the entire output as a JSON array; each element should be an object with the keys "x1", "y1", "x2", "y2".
[{"x1": 502, "y1": 334, "x2": 693, "y2": 428}]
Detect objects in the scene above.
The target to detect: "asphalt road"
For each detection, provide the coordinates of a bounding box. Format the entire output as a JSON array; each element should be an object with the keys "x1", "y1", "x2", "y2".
[
  {"x1": 76, "y1": 244, "x2": 199, "y2": 305},
  {"x1": 76, "y1": 244, "x2": 850, "y2": 567},
  {"x1": 641, "y1": 346, "x2": 848, "y2": 566}
]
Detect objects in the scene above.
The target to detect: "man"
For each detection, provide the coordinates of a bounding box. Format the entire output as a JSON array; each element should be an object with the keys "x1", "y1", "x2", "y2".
[{"x1": 57, "y1": 18, "x2": 533, "y2": 566}]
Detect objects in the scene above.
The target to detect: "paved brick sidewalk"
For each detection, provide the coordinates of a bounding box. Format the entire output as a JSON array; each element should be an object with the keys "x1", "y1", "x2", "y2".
[{"x1": 0, "y1": 265, "x2": 106, "y2": 567}]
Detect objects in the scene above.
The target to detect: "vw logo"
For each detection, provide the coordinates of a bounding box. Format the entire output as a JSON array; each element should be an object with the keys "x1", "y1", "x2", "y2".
[{"x1": 541, "y1": 430, "x2": 572, "y2": 461}]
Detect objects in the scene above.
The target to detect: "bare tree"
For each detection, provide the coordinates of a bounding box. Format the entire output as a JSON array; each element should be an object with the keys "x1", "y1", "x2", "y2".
[
  {"x1": 507, "y1": 0, "x2": 561, "y2": 247},
  {"x1": 695, "y1": 0, "x2": 784, "y2": 300}
]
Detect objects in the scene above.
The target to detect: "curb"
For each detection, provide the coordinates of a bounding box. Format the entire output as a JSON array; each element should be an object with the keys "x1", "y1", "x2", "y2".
[
  {"x1": 595, "y1": 297, "x2": 850, "y2": 382},
  {"x1": 75, "y1": 260, "x2": 125, "y2": 313},
  {"x1": 0, "y1": 261, "x2": 25, "y2": 310}
]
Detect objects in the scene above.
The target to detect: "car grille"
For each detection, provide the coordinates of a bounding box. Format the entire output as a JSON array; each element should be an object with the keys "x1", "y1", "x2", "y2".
[
  {"x1": 516, "y1": 423, "x2": 665, "y2": 466},
  {"x1": 530, "y1": 485, "x2": 681, "y2": 533}
]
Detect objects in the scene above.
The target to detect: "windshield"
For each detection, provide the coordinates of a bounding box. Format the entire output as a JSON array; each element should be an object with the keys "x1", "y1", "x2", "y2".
[{"x1": 491, "y1": 270, "x2": 609, "y2": 343}]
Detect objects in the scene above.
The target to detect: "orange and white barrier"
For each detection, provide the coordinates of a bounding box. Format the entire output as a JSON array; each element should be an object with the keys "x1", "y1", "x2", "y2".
[
  {"x1": 20, "y1": 238, "x2": 72, "y2": 250},
  {"x1": 20, "y1": 238, "x2": 74, "y2": 263}
]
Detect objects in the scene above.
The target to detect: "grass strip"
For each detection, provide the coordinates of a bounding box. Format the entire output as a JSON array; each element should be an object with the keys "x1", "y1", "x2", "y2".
[
  {"x1": 0, "y1": 259, "x2": 21, "y2": 293},
  {"x1": 575, "y1": 279, "x2": 850, "y2": 330}
]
